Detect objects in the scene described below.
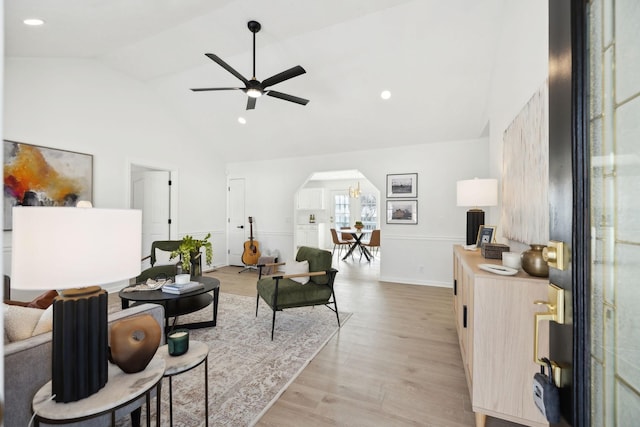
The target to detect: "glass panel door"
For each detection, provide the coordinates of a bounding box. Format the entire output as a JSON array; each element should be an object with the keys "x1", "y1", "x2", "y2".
[
  {"x1": 588, "y1": 0, "x2": 640, "y2": 424},
  {"x1": 333, "y1": 192, "x2": 350, "y2": 229}
]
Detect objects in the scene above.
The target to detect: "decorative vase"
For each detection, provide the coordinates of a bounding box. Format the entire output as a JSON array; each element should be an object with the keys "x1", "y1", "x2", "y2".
[
  {"x1": 109, "y1": 314, "x2": 161, "y2": 373},
  {"x1": 521, "y1": 244, "x2": 549, "y2": 277},
  {"x1": 354, "y1": 224, "x2": 363, "y2": 231}
]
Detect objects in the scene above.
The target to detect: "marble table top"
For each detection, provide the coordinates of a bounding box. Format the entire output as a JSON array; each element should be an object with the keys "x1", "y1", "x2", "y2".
[
  {"x1": 158, "y1": 340, "x2": 209, "y2": 377},
  {"x1": 32, "y1": 356, "x2": 165, "y2": 422}
]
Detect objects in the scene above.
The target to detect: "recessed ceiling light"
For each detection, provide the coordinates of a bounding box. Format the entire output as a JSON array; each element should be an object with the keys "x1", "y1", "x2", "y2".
[
  {"x1": 238, "y1": 117, "x2": 247, "y2": 124},
  {"x1": 23, "y1": 18, "x2": 45, "y2": 26},
  {"x1": 380, "y1": 90, "x2": 391, "y2": 100}
]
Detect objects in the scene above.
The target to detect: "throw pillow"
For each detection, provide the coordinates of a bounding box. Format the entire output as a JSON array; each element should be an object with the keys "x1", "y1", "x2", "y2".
[
  {"x1": 285, "y1": 260, "x2": 309, "y2": 284},
  {"x1": 155, "y1": 248, "x2": 175, "y2": 266},
  {"x1": 32, "y1": 304, "x2": 54, "y2": 336},
  {"x1": 3, "y1": 304, "x2": 45, "y2": 342}
]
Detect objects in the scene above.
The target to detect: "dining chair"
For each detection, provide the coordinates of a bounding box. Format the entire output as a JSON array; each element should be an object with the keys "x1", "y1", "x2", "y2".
[
  {"x1": 362, "y1": 229, "x2": 380, "y2": 258},
  {"x1": 330, "y1": 228, "x2": 351, "y2": 258},
  {"x1": 340, "y1": 226, "x2": 354, "y2": 242}
]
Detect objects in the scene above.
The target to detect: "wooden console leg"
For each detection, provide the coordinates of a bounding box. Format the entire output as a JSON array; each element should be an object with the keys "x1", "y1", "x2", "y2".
[{"x1": 475, "y1": 412, "x2": 487, "y2": 427}]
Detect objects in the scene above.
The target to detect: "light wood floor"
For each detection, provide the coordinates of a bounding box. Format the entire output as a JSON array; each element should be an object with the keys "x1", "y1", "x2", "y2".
[{"x1": 203, "y1": 251, "x2": 523, "y2": 427}]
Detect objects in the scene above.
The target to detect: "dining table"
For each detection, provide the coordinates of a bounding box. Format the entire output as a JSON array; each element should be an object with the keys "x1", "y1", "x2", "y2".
[{"x1": 340, "y1": 228, "x2": 374, "y2": 261}]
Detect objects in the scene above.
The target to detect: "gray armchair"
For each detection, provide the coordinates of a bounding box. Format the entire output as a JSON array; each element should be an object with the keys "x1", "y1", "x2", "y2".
[{"x1": 256, "y1": 246, "x2": 340, "y2": 340}]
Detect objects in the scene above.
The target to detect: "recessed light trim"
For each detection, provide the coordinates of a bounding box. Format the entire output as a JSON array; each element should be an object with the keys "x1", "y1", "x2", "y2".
[
  {"x1": 238, "y1": 117, "x2": 247, "y2": 124},
  {"x1": 23, "y1": 18, "x2": 45, "y2": 26},
  {"x1": 380, "y1": 90, "x2": 391, "y2": 100}
]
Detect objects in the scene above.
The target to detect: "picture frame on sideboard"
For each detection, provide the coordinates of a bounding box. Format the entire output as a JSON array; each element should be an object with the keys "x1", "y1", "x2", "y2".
[{"x1": 476, "y1": 225, "x2": 496, "y2": 248}]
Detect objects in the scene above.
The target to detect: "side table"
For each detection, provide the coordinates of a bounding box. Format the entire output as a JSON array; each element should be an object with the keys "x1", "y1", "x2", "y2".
[
  {"x1": 158, "y1": 340, "x2": 210, "y2": 426},
  {"x1": 32, "y1": 356, "x2": 165, "y2": 426}
]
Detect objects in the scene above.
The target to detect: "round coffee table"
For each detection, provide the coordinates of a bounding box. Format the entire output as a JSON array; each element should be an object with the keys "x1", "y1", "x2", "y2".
[{"x1": 119, "y1": 276, "x2": 220, "y2": 334}]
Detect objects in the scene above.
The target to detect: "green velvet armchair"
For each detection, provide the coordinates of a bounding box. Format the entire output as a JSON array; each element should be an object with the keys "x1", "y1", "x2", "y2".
[
  {"x1": 256, "y1": 246, "x2": 340, "y2": 340},
  {"x1": 136, "y1": 240, "x2": 203, "y2": 282}
]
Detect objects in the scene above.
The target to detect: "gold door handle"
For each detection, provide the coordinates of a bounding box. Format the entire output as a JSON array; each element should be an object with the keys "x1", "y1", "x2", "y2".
[
  {"x1": 533, "y1": 283, "x2": 564, "y2": 385},
  {"x1": 542, "y1": 240, "x2": 569, "y2": 270}
]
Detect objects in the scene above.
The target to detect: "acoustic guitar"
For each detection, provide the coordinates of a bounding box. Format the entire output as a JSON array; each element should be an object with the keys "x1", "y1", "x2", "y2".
[{"x1": 241, "y1": 216, "x2": 261, "y2": 266}]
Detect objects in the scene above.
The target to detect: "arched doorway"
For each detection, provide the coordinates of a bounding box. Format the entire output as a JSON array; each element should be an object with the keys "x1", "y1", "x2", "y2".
[{"x1": 294, "y1": 169, "x2": 381, "y2": 272}]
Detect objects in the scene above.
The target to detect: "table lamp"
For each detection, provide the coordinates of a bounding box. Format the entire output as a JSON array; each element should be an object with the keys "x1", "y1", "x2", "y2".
[
  {"x1": 456, "y1": 178, "x2": 498, "y2": 245},
  {"x1": 11, "y1": 205, "x2": 141, "y2": 403}
]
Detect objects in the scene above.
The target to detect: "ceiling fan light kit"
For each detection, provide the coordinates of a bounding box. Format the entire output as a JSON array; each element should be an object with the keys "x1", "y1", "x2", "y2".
[{"x1": 191, "y1": 20, "x2": 309, "y2": 110}]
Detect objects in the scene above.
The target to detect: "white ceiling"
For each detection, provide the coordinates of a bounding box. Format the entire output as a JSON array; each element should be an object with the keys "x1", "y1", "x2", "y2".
[{"x1": 5, "y1": 0, "x2": 506, "y2": 162}]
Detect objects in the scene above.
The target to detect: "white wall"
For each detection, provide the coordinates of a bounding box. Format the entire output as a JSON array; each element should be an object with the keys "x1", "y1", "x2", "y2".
[
  {"x1": 486, "y1": 0, "x2": 549, "y2": 253},
  {"x1": 227, "y1": 138, "x2": 490, "y2": 286},
  {"x1": 3, "y1": 58, "x2": 229, "y2": 295}
]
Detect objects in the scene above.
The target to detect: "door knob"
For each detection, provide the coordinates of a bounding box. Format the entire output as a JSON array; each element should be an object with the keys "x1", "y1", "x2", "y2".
[
  {"x1": 542, "y1": 240, "x2": 568, "y2": 270},
  {"x1": 237, "y1": 225, "x2": 244, "y2": 229}
]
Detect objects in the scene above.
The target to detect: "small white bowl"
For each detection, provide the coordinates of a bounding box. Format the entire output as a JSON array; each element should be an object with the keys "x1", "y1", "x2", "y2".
[
  {"x1": 175, "y1": 274, "x2": 190, "y2": 284},
  {"x1": 502, "y1": 252, "x2": 521, "y2": 269}
]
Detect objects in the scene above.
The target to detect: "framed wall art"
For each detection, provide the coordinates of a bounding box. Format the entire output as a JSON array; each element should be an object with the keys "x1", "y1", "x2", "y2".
[
  {"x1": 3, "y1": 140, "x2": 93, "y2": 230},
  {"x1": 501, "y1": 83, "x2": 549, "y2": 244},
  {"x1": 386, "y1": 199, "x2": 418, "y2": 224},
  {"x1": 386, "y1": 173, "x2": 418, "y2": 198}
]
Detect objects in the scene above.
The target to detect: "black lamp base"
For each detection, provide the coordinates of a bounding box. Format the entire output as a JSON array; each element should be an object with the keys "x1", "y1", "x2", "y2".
[
  {"x1": 466, "y1": 209, "x2": 485, "y2": 245},
  {"x1": 52, "y1": 287, "x2": 108, "y2": 403}
]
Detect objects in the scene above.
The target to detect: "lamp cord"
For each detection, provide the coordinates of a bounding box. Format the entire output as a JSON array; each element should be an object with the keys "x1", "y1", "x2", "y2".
[{"x1": 29, "y1": 394, "x2": 56, "y2": 427}]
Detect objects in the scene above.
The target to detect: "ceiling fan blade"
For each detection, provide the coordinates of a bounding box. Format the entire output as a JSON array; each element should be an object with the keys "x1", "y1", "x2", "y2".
[
  {"x1": 190, "y1": 87, "x2": 241, "y2": 92},
  {"x1": 246, "y1": 97, "x2": 257, "y2": 110},
  {"x1": 205, "y1": 53, "x2": 249, "y2": 85},
  {"x1": 266, "y1": 90, "x2": 309, "y2": 106},
  {"x1": 261, "y1": 66, "x2": 306, "y2": 89}
]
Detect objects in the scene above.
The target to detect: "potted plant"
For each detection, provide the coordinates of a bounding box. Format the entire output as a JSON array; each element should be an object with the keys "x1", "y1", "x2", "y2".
[
  {"x1": 171, "y1": 233, "x2": 213, "y2": 273},
  {"x1": 354, "y1": 221, "x2": 364, "y2": 230}
]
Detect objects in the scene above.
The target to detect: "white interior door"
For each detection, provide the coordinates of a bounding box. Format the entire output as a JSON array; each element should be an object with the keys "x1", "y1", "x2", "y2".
[
  {"x1": 133, "y1": 170, "x2": 171, "y2": 264},
  {"x1": 228, "y1": 178, "x2": 246, "y2": 266}
]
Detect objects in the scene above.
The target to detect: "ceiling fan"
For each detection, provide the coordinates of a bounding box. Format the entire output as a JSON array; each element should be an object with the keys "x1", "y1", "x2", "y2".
[{"x1": 191, "y1": 20, "x2": 309, "y2": 110}]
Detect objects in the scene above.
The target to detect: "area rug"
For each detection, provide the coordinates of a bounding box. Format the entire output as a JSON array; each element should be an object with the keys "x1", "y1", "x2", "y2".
[{"x1": 111, "y1": 293, "x2": 350, "y2": 426}]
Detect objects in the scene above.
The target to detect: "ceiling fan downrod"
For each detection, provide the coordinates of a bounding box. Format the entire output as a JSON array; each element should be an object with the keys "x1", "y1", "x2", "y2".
[{"x1": 248, "y1": 20, "x2": 261, "y2": 79}]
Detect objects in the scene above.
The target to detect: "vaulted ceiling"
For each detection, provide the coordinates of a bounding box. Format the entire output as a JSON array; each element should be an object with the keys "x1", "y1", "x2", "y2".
[{"x1": 5, "y1": 0, "x2": 507, "y2": 162}]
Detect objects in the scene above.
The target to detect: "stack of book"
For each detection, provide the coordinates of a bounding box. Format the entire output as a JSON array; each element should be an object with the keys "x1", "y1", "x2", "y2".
[{"x1": 162, "y1": 281, "x2": 204, "y2": 295}]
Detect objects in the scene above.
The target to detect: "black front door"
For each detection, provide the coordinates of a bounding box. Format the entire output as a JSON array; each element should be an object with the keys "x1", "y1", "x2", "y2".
[{"x1": 547, "y1": 0, "x2": 589, "y2": 425}]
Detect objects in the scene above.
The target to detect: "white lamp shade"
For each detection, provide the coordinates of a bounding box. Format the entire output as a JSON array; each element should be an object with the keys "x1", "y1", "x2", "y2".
[
  {"x1": 456, "y1": 178, "x2": 498, "y2": 207},
  {"x1": 11, "y1": 207, "x2": 142, "y2": 290}
]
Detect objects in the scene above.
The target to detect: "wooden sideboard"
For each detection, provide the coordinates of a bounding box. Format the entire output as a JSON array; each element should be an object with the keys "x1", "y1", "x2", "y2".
[{"x1": 452, "y1": 245, "x2": 550, "y2": 427}]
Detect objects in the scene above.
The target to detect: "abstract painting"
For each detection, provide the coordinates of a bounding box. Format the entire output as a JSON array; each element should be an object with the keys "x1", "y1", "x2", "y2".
[
  {"x1": 501, "y1": 83, "x2": 549, "y2": 244},
  {"x1": 3, "y1": 140, "x2": 93, "y2": 230}
]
